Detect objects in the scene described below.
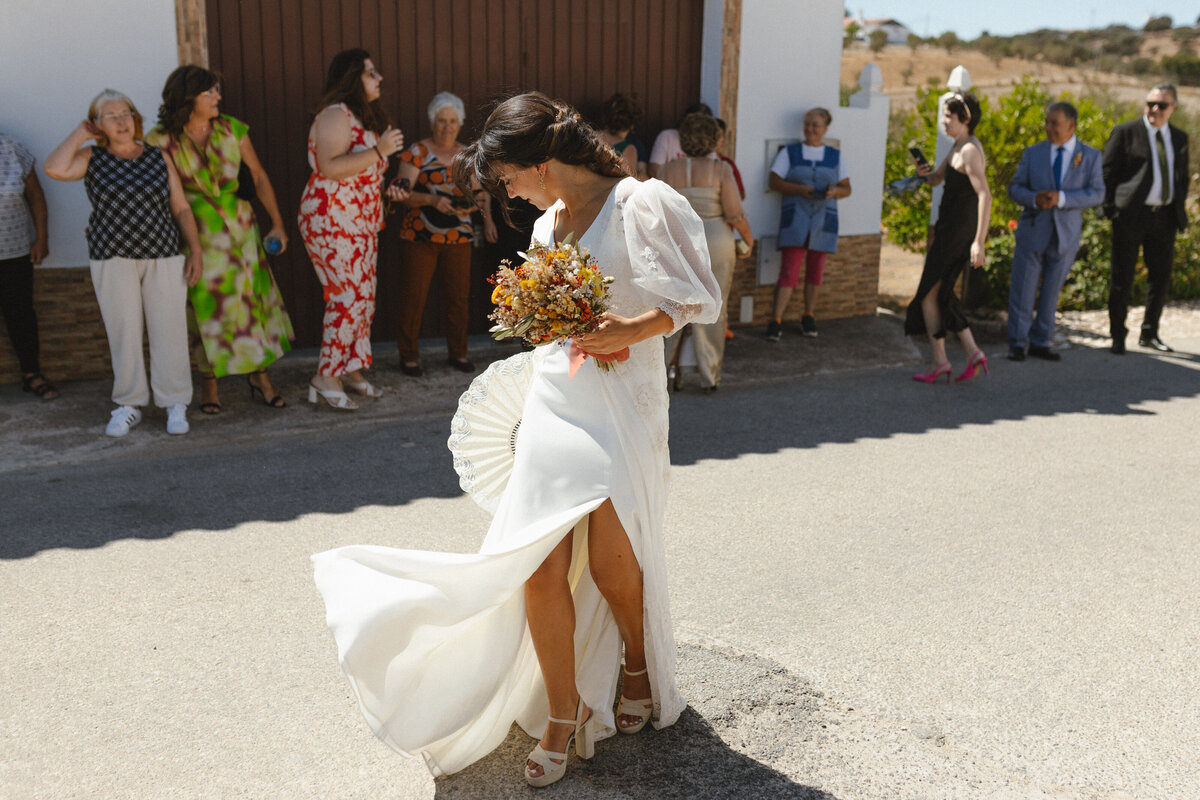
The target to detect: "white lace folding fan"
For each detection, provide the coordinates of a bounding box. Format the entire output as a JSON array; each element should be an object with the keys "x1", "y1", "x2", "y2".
[{"x1": 447, "y1": 350, "x2": 536, "y2": 513}]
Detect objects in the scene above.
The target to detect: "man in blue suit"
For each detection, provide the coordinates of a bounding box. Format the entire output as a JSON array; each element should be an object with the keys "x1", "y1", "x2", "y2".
[{"x1": 1006, "y1": 102, "x2": 1105, "y2": 361}]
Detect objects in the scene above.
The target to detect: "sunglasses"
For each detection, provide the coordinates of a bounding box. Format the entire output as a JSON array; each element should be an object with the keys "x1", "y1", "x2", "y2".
[
  {"x1": 947, "y1": 93, "x2": 972, "y2": 123},
  {"x1": 1146, "y1": 101, "x2": 1172, "y2": 111}
]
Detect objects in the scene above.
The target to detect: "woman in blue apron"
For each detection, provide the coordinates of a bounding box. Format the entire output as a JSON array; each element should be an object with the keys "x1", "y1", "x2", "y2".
[{"x1": 765, "y1": 108, "x2": 851, "y2": 340}]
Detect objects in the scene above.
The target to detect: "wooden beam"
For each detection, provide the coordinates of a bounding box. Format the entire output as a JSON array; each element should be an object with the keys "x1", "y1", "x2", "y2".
[
  {"x1": 719, "y1": 0, "x2": 741, "y2": 154},
  {"x1": 175, "y1": 0, "x2": 208, "y2": 67}
]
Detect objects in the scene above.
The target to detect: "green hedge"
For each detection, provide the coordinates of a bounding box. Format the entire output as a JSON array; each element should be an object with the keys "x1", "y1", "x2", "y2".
[{"x1": 882, "y1": 77, "x2": 1200, "y2": 311}]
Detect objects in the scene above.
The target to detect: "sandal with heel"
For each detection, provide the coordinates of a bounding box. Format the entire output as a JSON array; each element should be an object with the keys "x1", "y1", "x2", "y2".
[
  {"x1": 955, "y1": 349, "x2": 989, "y2": 383},
  {"x1": 21, "y1": 373, "x2": 60, "y2": 400},
  {"x1": 912, "y1": 361, "x2": 952, "y2": 384},
  {"x1": 308, "y1": 382, "x2": 357, "y2": 411},
  {"x1": 525, "y1": 698, "x2": 593, "y2": 788},
  {"x1": 343, "y1": 378, "x2": 383, "y2": 398},
  {"x1": 199, "y1": 374, "x2": 221, "y2": 414},
  {"x1": 616, "y1": 667, "x2": 653, "y2": 735},
  {"x1": 248, "y1": 370, "x2": 286, "y2": 407}
]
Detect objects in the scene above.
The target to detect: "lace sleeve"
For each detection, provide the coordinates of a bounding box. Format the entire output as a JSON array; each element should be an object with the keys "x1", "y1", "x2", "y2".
[
  {"x1": 621, "y1": 180, "x2": 722, "y2": 335},
  {"x1": 656, "y1": 299, "x2": 691, "y2": 330}
]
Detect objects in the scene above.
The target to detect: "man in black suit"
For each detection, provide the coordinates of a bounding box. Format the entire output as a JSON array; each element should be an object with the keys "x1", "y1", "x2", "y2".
[{"x1": 1102, "y1": 83, "x2": 1190, "y2": 354}]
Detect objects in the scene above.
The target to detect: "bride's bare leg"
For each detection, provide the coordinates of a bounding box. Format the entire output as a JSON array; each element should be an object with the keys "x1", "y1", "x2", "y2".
[
  {"x1": 587, "y1": 499, "x2": 652, "y2": 730},
  {"x1": 525, "y1": 532, "x2": 583, "y2": 778}
]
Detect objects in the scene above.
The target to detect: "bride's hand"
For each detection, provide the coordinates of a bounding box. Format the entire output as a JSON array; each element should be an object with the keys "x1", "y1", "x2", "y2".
[
  {"x1": 575, "y1": 313, "x2": 630, "y2": 354},
  {"x1": 575, "y1": 313, "x2": 640, "y2": 354},
  {"x1": 575, "y1": 310, "x2": 673, "y2": 354}
]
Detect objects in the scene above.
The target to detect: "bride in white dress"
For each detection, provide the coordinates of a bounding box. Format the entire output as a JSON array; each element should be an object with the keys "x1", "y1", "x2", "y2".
[{"x1": 312, "y1": 92, "x2": 720, "y2": 787}]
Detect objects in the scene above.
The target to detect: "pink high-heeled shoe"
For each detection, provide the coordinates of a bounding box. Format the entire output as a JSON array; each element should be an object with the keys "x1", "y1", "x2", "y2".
[
  {"x1": 955, "y1": 349, "x2": 989, "y2": 382},
  {"x1": 912, "y1": 361, "x2": 952, "y2": 384}
]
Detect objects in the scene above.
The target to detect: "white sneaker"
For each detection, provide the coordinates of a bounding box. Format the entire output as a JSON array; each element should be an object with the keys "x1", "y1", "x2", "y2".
[
  {"x1": 166, "y1": 403, "x2": 189, "y2": 435},
  {"x1": 105, "y1": 405, "x2": 142, "y2": 437}
]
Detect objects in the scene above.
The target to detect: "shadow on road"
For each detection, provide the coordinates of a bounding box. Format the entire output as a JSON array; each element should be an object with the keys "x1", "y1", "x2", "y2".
[
  {"x1": 433, "y1": 641, "x2": 839, "y2": 799},
  {"x1": 668, "y1": 342, "x2": 1200, "y2": 467},
  {"x1": 432, "y1": 708, "x2": 834, "y2": 800},
  {"x1": 5, "y1": 324, "x2": 1198, "y2": 559}
]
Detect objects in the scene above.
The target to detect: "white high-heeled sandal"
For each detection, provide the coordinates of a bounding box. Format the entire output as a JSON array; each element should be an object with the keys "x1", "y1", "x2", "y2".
[
  {"x1": 616, "y1": 667, "x2": 653, "y2": 735},
  {"x1": 525, "y1": 699, "x2": 594, "y2": 788},
  {"x1": 343, "y1": 378, "x2": 383, "y2": 398},
  {"x1": 308, "y1": 382, "x2": 358, "y2": 410}
]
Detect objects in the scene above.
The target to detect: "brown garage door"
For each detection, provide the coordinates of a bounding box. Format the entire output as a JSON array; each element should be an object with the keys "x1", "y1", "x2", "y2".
[{"x1": 205, "y1": 0, "x2": 705, "y2": 351}]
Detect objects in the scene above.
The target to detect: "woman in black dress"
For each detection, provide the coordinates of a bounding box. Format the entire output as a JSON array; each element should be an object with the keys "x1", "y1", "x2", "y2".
[{"x1": 905, "y1": 93, "x2": 993, "y2": 383}]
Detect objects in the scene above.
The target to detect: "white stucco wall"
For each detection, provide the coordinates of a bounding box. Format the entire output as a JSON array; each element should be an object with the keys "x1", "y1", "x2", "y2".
[
  {"x1": 0, "y1": 0, "x2": 179, "y2": 268},
  {"x1": 732, "y1": 0, "x2": 887, "y2": 240}
]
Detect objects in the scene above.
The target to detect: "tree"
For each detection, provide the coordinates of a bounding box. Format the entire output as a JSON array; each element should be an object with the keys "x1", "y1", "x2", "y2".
[
  {"x1": 975, "y1": 34, "x2": 1009, "y2": 66},
  {"x1": 844, "y1": 21, "x2": 861, "y2": 48},
  {"x1": 907, "y1": 32, "x2": 922, "y2": 52},
  {"x1": 869, "y1": 29, "x2": 889, "y2": 54},
  {"x1": 936, "y1": 31, "x2": 960, "y2": 53},
  {"x1": 1160, "y1": 51, "x2": 1200, "y2": 85},
  {"x1": 1144, "y1": 15, "x2": 1172, "y2": 32}
]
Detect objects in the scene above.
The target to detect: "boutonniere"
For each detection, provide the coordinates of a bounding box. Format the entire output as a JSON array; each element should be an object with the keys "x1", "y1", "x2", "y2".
[{"x1": 1072, "y1": 152, "x2": 1082, "y2": 169}]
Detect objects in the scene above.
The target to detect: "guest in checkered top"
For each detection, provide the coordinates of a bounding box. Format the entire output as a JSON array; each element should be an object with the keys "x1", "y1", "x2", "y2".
[{"x1": 45, "y1": 90, "x2": 203, "y2": 437}]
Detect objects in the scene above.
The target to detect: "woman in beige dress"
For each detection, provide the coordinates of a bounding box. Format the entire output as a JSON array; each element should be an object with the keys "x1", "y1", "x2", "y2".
[{"x1": 659, "y1": 112, "x2": 753, "y2": 391}]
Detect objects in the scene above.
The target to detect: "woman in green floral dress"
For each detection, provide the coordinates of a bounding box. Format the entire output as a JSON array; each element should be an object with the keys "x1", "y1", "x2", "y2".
[{"x1": 148, "y1": 66, "x2": 293, "y2": 413}]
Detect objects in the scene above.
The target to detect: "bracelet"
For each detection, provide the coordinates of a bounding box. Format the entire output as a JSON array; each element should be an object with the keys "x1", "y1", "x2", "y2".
[{"x1": 373, "y1": 145, "x2": 383, "y2": 160}]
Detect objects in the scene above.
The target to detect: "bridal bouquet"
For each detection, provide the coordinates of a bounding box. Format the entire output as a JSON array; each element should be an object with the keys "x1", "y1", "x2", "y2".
[{"x1": 488, "y1": 235, "x2": 627, "y2": 373}]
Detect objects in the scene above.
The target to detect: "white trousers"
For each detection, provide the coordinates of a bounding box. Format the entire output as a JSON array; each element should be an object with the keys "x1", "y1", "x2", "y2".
[{"x1": 90, "y1": 255, "x2": 192, "y2": 408}]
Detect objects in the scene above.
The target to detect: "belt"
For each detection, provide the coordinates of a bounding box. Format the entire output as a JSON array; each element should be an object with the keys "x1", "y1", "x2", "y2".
[{"x1": 1147, "y1": 203, "x2": 1173, "y2": 213}]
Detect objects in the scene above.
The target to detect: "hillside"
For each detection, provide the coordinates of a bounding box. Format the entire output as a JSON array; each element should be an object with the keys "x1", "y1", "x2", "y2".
[{"x1": 842, "y1": 32, "x2": 1200, "y2": 109}]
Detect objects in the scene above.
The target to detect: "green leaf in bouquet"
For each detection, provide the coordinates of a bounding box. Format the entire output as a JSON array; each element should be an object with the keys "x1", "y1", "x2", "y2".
[{"x1": 513, "y1": 314, "x2": 537, "y2": 336}]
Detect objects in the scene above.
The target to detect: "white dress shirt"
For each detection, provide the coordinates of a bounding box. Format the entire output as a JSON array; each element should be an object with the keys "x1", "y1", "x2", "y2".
[
  {"x1": 1051, "y1": 135, "x2": 1077, "y2": 209},
  {"x1": 1142, "y1": 115, "x2": 1175, "y2": 206}
]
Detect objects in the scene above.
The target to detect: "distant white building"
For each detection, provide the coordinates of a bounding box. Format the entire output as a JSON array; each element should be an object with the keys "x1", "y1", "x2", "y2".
[{"x1": 847, "y1": 13, "x2": 912, "y2": 45}]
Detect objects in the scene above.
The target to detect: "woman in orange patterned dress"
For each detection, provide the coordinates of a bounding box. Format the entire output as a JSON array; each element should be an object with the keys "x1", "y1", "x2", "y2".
[
  {"x1": 298, "y1": 50, "x2": 408, "y2": 410},
  {"x1": 393, "y1": 92, "x2": 497, "y2": 377}
]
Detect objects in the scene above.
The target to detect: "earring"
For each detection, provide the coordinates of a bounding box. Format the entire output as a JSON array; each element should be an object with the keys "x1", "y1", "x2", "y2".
[{"x1": 538, "y1": 168, "x2": 547, "y2": 192}]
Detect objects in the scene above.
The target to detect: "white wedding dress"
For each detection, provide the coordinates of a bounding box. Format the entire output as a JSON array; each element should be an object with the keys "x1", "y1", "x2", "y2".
[{"x1": 312, "y1": 176, "x2": 720, "y2": 777}]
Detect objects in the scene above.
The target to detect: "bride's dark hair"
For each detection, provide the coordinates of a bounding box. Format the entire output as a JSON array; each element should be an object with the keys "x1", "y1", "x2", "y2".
[{"x1": 457, "y1": 91, "x2": 629, "y2": 223}]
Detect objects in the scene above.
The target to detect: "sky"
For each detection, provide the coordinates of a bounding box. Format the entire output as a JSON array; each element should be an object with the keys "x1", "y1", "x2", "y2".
[{"x1": 850, "y1": 1, "x2": 1200, "y2": 41}]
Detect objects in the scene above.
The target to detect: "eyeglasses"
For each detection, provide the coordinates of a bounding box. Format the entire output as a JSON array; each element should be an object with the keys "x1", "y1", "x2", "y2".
[
  {"x1": 1146, "y1": 101, "x2": 1172, "y2": 111},
  {"x1": 203, "y1": 86, "x2": 221, "y2": 97},
  {"x1": 366, "y1": 68, "x2": 382, "y2": 80},
  {"x1": 100, "y1": 111, "x2": 134, "y2": 123}
]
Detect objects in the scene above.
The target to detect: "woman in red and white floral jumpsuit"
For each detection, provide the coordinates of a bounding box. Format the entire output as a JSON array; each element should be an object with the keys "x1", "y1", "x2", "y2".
[{"x1": 299, "y1": 48, "x2": 408, "y2": 410}]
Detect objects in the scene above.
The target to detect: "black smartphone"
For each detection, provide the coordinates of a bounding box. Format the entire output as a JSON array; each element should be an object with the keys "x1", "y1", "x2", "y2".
[
  {"x1": 389, "y1": 176, "x2": 411, "y2": 192},
  {"x1": 909, "y1": 147, "x2": 929, "y2": 167}
]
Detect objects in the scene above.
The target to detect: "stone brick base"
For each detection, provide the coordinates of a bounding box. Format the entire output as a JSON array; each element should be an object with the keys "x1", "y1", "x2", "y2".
[
  {"x1": 3, "y1": 235, "x2": 883, "y2": 384},
  {"x1": 0, "y1": 267, "x2": 112, "y2": 385},
  {"x1": 728, "y1": 232, "x2": 881, "y2": 328}
]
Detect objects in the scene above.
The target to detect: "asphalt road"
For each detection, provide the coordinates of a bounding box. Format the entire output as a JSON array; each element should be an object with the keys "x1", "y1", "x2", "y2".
[{"x1": 3, "y1": 334, "x2": 1199, "y2": 799}]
